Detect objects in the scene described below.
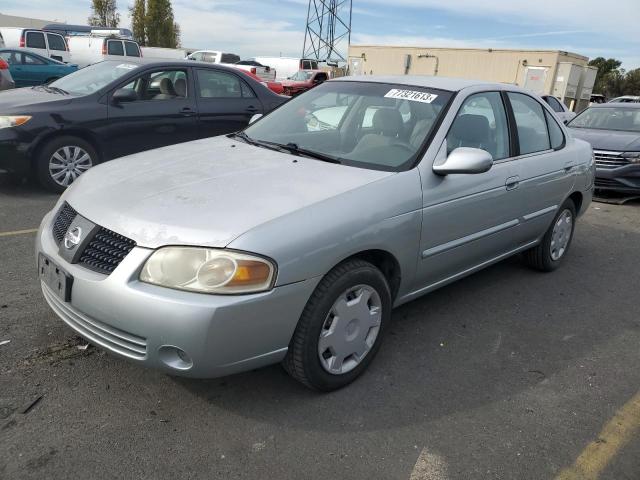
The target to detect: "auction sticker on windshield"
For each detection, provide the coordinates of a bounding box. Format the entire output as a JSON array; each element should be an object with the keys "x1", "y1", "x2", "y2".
[{"x1": 384, "y1": 89, "x2": 438, "y2": 103}]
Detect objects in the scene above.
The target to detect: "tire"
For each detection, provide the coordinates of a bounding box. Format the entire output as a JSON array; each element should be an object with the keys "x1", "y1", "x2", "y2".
[
  {"x1": 523, "y1": 198, "x2": 576, "y2": 272},
  {"x1": 35, "y1": 136, "x2": 98, "y2": 193},
  {"x1": 283, "y1": 259, "x2": 392, "y2": 391}
]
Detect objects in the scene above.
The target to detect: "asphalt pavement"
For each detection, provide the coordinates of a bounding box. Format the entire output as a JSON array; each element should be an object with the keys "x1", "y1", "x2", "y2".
[{"x1": 1, "y1": 176, "x2": 639, "y2": 480}]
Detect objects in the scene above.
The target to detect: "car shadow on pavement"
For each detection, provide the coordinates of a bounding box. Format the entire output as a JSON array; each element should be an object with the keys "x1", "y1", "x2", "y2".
[{"x1": 174, "y1": 219, "x2": 640, "y2": 434}]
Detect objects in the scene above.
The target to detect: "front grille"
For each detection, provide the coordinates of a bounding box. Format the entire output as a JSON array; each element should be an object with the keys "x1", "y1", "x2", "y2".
[
  {"x1": 78, "y1": 228, "x2": 136, "y2": 274},
  {"x1": 51, "y1": 202, "x2": 136, "y2": 275},
  {"x1": 52, "y1": 203, "x2": 77, "y2": 243},
  {"x1": 42, "y1": 282, "x2": 147, "y2": 360},
  {"x1": 594, "y1": 151, "x2": 629, "y2": 169}
]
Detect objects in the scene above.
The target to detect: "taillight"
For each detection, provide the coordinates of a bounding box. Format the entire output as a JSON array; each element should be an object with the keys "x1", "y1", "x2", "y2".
[
  {"x1": 0, "y1": 59, "x2": 8, "y2": 70},
  {"x1": 102, "y1": 41, "x2": 107, "y2": 55},
  {"x1": 19, "y1": 33, "x2": 25, "y2": 48},
  {"x1": 251, "y1": 67, "x2": 256, "y2": 74}
]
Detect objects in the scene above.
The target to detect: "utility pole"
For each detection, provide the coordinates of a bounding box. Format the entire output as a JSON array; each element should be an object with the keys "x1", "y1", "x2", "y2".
[{"x1": 302, "y1": 0, "x2": 352, "y2": 63}]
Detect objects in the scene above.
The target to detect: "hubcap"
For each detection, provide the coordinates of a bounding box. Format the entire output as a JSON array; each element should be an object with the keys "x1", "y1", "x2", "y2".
[
  {"x1": 318, "y1": 284, "x2": 382, "y2": 375},
  {"x1": 49, "y1": 146, "x2": 93, "y2": 187},
  {"x1": 550, "y1": 209, "x2": 573, "y2": 261}
]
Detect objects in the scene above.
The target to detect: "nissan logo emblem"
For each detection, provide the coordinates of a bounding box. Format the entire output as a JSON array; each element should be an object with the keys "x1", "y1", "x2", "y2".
[{"x1": 64, "y1": 226, "x2": 83, "y2": 250}]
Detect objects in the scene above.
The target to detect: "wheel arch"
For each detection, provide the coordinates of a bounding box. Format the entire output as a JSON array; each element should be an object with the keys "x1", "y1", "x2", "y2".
[
  {"x1": 568, "y1": 191, "x2": 584, "y2": 215},
  {"x1": 332, "y1": 249, "x2": 402, "y2": 301},
  {"x1": 30, "y1": 129, "x2": 104, "y2": 169}
]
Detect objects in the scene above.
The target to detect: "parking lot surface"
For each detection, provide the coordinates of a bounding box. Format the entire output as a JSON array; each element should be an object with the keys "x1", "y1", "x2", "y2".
[{"x1": 1, "y1": 177, "x2": 639, "y2": 480}]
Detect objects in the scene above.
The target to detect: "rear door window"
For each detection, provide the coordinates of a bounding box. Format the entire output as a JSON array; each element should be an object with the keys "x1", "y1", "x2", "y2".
[
  {"x1": 107, "y1": 40, "x2": 124, "y2": 56},
  {"x1": 46, "y1": 33, "x2": 67, "y2": 51},
  {"x1": 22, "y1": 53, "x2": 46, "y2": 65},
  {"x1": 124, "y1": 42, "x2": 140, "y2": 57},
  {"x1": 26, "y1": 31, "x2": 46, "y2": 49},
  {"x1": 0, "y1": 51, "x2": 20, "y2": 65},
  {"x1": 507, "y1": 92, "x2": 551, "y2": 155},
  {"x1": 545, "y1": 96, "x2": 564, "y2": 113},
  {"x1": 545, "y1": 110, "x2": 565, "y2": 150},
  {"x1": 196, "y1": 69, "x2": 253, "y2": 98}
]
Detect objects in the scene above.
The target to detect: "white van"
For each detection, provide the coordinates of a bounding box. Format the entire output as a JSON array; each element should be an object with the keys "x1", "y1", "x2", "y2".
[
  {"x1": 253, "y1": 57, "x2": 319, "y2": 80},
  {"x1": 68, "y1": 34, "x2": 142, "y2": 68},
  {"x1": 141, "y1": 46, "x2": 191, "y2": 60},
  {"x1": 0, "y1": 28, "x2": 70, "y2": 63}
]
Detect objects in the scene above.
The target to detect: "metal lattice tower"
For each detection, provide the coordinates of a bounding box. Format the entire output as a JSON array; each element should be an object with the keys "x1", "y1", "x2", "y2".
[{"x1": 303, "y1": 0, "x2": 353, "y2": 63}]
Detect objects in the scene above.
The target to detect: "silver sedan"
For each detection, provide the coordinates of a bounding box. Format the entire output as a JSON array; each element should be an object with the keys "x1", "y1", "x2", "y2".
[{"x1": 36, "y1": 76, "x2": 595, "y2": 390}]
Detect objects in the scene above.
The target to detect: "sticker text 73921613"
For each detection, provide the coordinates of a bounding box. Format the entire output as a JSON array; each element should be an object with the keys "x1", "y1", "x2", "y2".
[{"x1": 384, "y1": 89, "x2": 439, "y2": 104}]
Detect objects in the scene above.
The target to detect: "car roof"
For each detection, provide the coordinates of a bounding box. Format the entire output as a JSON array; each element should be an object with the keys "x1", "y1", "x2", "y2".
[
  {"x1": 588, "y1": 102, "x2": 640, "y2": 109},
  {"x1": 336, "y1": 75, "x2": 513, "y2": 92}
]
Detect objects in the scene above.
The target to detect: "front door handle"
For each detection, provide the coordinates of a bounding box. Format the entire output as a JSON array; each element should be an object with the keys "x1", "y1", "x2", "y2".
[
  {"x1": 564, "y1": 161, "x2": 576, "y2": 172},
  {"x1": 505, "y1": 175, "x2": 520, "y2": 191}
]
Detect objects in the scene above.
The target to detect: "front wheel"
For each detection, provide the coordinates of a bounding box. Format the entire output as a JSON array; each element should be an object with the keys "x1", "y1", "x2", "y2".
[
  {"x1": 35, "y1": 136, "x2": 98, "y2": 193},
  {"x1": 523, "y1": 199, "x2": 576, "y2": 272},
  {"x1": 283, "y1": 259, "x2": 391, "y2": 391}
]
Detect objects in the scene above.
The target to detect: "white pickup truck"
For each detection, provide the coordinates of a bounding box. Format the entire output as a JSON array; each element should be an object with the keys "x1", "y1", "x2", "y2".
[{"x1": 186, "y1": 50, "x2": 276, "y2": 82}]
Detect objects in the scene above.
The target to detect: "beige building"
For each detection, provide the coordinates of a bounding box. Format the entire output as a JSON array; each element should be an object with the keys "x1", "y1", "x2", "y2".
[
  {"x1": 348, "y1": 45, "x2": 596, "y2": 111},
  {"x1": 0, "y1": 13, "x2": 53, "y2": 29}
]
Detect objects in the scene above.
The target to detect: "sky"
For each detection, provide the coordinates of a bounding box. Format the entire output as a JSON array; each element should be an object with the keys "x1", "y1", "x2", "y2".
[{"x1": 2, "y1": 0, "x2": 639, "y2": 70}]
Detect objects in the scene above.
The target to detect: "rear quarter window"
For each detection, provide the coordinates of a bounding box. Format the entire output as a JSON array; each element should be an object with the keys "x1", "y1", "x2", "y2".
[
  {"x1": 47, "y1": 33, "x2": 67, "y2": 51},
  {"x1": 107, "y1": 40, "x2": 124, "y2": 56},
  {"x1": 26, "y1": 31, "x2": 46, "y2": 49},
  {"x1": 124, "y1": 42, "x2": 140, "y2": 57}
]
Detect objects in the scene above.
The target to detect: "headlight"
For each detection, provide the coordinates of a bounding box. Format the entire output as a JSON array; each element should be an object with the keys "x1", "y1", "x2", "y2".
[
  {"x1": 622, "y1": 152, "x2": 640, "y2": 164},
  {"x1": 0, "y1": 116, "x2": 32, "y2": 129},
  {"x1": 140, "y1": 247, "x2": 276, "y2": 294}
]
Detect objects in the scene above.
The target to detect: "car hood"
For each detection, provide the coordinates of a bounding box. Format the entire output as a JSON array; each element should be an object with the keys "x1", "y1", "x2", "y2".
[
  {"x1": 64, "y1": 136, "x2": 393, "y2": 249},
  {"x1": 0, "y1": 86, "x2": 73, "y2": 110},
  {"x1": 569, "y1": 127, "x2": 640, "y2": 151}
]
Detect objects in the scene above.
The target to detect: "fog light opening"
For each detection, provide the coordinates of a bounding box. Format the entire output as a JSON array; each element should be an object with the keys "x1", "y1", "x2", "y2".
[{"x1": 158, "y1": 345, "x2": 193, "y2": 371}]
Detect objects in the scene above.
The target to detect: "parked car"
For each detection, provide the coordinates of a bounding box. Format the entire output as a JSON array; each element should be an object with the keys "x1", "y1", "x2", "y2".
[
  {"x1": 0, "y1": 28, "x2": 70, "y2": 63},
  {"x1": 590, "y1": 94, "x2": 606, "y2": 104},
  {"x1": 0, "y1": 49, "x2": 78, "y2": 87},
  {"x1": 541, "y1": 95, "x2": 575, "y2": 124},
  {"x1": 253, "y1": 56, "x2": 319, "y2": 80},
  {"x1": 237, "y1": 68, "x2": 284, "y2": 95},
  {"x1": 187, "y1": 50, "x2": 240, "y2": 64},
  {"x1": 43, "y1": 24, "x2": 134, "y2": 40},
  {"x1": 0, "y1": 60, "x2": 287, "y2": 191},
  {"x1": 567, "y1": 103, "x2": 640, "y2": 193},
  {"x1": 67, "y1": 35, "x2": 142, "y2": 68},
  {"x1": 35, "y1": 76, "x2": 593, "y2": 391},
  {"x1": 281, "y1": 70, "x2": 329, "y2": 96},
  {"x1": 608, "y1": 95, "x2": 640, "y2": 103},
  {"x1": 0, "y1": 56, "x2": 16, "y2": 91},
  {"x1": 233, "y1": 60, "x2": 276, "y2": 82}
]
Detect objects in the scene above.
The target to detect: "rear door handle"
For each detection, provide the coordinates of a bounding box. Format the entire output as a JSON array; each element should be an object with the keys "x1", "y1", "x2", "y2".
[
  {"x1": 505, "y1": 175, "x2": 520, "y2": 191},
  {"x1": 564, "y1": 161, "x2": 576, "y2": 172},
  {"x1": 180, "y1": 107, "x2": 196, "y2": 117},
  {"x1": 245, "y1": 105, "x2": 259, "y2": 114}
]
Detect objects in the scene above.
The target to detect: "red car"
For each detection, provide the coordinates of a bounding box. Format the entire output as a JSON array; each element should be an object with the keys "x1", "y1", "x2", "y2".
[
  {"x1": 237, "y1": 69, "x2": 284, "y2": 95},
  {"x1": 281, "y1": 70, "x2": 329, "y2": 96}
]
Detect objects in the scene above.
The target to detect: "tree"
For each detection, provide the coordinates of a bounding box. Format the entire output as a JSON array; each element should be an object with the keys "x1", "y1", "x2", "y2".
[
  {"x1": 624, "y1": 69, "x2": 640, "y2": 96},
  {"x1": 129, "y1": 0, "x2": 146, "y2": 45},
  {"x1": 588, "y1": 57, "x2": 623, "y2": 95},
  {"x1": 145, "y1": 0, "x2": 180, "y2": 48},
  {"x1": 88, "y1": 0, "x2": 120, "y2": 27}
]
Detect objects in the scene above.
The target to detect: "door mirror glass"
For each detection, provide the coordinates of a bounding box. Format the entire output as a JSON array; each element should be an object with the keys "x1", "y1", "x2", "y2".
[
  {"x1": 112, "y1": 88, "x2": 138, "y2": 103},
  {"x1": 433, "y1": 147, "x2": 493, "y2": 175},
  {"x1": 249, "y1": 113, "x2": 263, "y2": 124}
]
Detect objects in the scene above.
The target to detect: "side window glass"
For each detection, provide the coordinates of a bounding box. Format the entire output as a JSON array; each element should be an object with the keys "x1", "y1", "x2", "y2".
[
  {"x1": 124, "y1": 42, "x2": 140, "y2": 57},
  {"x1": 23, "y1": 53, "x2": 46, "y2": 65},
  {"x1": 447, "y1": 92, "x2": 510, "y2": 160},
  {"x1": 26, "y1": 32, "x2": 46, "y2": 49},
  {"x1": 47, "y1": 33, "x2": 66, "y2": 51},
  {"x1": 120, "y1": 70, "x2": 188, "y2": 101},
  {"x1": 107, "y1": 41, "x2": 124, "y2": 56},
  {"x1": 197, "y1": 69, "x2": 243, "y2": 98},
  {"x1": 0, "y1": 51, "x2": 19, "y2": 65},
  {"x1": 507, "y1": 92, "x2": 551, "y2": 155},
  {"x1": 545, "y1": 110, "x2": 565, "y2": 150},
  {"x1": 240, "y1": 80, "x2": 255, "y2": 98}
]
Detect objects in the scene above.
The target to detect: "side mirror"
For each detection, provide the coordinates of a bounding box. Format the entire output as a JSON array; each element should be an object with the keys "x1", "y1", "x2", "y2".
[
  {"x1": 433, "y1": 147, "x2": 493, "y2": 175},
  {"x1": 112, "y1": 88, "x2": 138, "y2": 103},
  {"x1": 249, "y1": 113, "x2": 263, "y2": 124}
]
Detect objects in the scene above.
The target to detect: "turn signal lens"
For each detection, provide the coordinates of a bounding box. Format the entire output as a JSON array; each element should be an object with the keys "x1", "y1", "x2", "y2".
[
  {"x1": 0, "y1": 116, "x2": 32, "y2": 129},
  {"x1": 140, "y1": 247, "x2": 276, "y2": 294}
]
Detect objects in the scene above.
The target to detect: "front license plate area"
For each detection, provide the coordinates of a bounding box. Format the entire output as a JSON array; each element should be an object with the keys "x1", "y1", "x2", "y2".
[{"x1": 39, "y1": 254, "x2": 73, "y2": 302}]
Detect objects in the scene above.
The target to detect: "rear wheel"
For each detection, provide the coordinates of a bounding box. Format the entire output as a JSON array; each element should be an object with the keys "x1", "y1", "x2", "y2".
[
  {"x1": 35, "y1": 136, "x2": 98, "y2": 193},
  {"x1": 283, "y1": 259, "x2": 391, "y2": 391},
  {"x1": 523, "y1": 199, "x2": 576, "y2": 272}
]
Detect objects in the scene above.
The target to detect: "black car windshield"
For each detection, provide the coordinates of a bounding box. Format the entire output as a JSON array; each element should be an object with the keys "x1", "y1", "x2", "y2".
[
  {"x1": 49, "y1": 61, "x2": 140, "y2": 95},
  {"x1": 569, "y1": 106, "x2": 640, "y2": 132},
  {"x1": 244, "y1": 81, "x2": 453, "y2": 171}
]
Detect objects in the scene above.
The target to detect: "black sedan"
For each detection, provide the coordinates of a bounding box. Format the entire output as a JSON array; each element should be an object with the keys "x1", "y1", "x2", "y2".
[
  {"x1": 0, "y1": 60, "x2": 288, "y2": 191},
  {"x1": 568, "y1": 103, "x2": 640, "y2": 194}
]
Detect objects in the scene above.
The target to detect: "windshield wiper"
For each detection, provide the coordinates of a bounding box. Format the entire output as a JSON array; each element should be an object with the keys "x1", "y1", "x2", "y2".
[
  {"x1": 46, "y1": 86, "x2": 69, "y2": 95},
  {"x1": 262, "y1": 141, "x2": 342, "y2": 164},
  {"x1": 229, "y1": 131, "x2": 295, "y2": 153}
]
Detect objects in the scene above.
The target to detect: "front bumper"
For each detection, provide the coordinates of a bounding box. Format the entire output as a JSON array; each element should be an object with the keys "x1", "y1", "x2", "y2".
[
  {"x1": 36, "y1": 210, "x2": 320, "y2": 378},
  {"x1": 0, "y1": 128, "x2": 31, "y2": 175},
  {"x1": 595, "y1": 164, "x2": 640, "y2": 193}
]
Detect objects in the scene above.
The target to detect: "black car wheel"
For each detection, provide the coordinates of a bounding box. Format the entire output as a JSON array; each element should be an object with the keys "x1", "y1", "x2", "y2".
[{"x1": 36, "y1": 136, "x2": 98, "y2": 193}]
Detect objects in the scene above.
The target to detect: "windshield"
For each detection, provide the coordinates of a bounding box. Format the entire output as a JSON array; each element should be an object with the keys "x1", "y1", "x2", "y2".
[
  {"x1": 49, "y1": 61, "x2": 140, "y2": 95},
  {"x1": 568, "y1": 106, "x2": 640, "y2": 132},
  {"x1": 290, "y1": 71, "x2": 313, "y2": 81},
  {"x1": 244, "y1": 81, "x2": 453, "y2": 171}
]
